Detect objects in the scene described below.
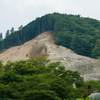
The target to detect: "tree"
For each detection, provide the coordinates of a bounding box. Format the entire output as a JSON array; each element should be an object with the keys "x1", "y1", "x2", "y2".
[
  {"x1": 5, "y1": 30, "x2": 9, "y2": 38},
  {"x1": 0, "y1": 33, "x2": 3, "y2": 41},
  {"x1": 22, "y1": 90, "x2": 61, "y2": 100},
  {"x1": 70, "y1": 34, "x2": 84, "y2": 55},
  {"x1": 91, "y1": 39, "x2": 100, "y2": 58},
  {"x1": 76, "y1": 14, "x2": 81, "y2": 17},
  {"x1": 18, "y1": 25, "x2": 23, "y2": 31},
  {"x1": 10, "y1": 27, "x2": 14, "y2": 33}
]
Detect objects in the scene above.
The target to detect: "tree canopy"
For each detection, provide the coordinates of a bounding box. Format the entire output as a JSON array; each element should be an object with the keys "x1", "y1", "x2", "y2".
[
  {"x1": 0, "y1": 55, "x2": 100, "y2": 99},
  {"x1": 91, "y1": 39, "x2": 100, "y2": 58},
  {"x1": 0, "y1": 55, "x2": 84, "y2": 100}
]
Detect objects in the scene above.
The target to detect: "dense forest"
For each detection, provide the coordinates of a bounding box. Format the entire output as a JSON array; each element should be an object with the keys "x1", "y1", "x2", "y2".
[
  {"x1": 0, "y1": 13, "x2": 100, "y2": 58},
  {"x1": 0, "y1": 55, "x2": 100, "y2": 100}
]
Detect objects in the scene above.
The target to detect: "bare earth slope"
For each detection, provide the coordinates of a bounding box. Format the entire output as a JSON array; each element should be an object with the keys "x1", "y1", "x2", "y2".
[{"x1": 0, "y1": 31, "x2": 100, "y2": 81}]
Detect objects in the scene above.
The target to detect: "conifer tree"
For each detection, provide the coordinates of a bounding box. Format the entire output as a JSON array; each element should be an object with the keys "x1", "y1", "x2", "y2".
[
  {"x1": 5, "y1": 30, "x2": 9, "y2": 38},
  {"x1": 0, "y1": 33, "x2": 3, "y2": 41},
  {"x1": 10, "y1": 27, "x2": 14, "y2": 33}
]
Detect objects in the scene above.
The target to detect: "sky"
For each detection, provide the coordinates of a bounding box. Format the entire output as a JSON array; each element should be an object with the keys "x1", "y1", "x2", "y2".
[{"x1": 0, "y1": 0, "x2": 100, "y2": 38}]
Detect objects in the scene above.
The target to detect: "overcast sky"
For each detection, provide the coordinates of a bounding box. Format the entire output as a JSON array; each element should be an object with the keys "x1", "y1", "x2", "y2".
[{"x1": 0, "y1": 0, "x2": 100, "y2": 38}]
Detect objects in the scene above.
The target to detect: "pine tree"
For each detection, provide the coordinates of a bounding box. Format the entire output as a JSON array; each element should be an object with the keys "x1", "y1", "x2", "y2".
[
  {"x1": 10, "y1": 27, "x2": 14, "y2": 33},
  {"x1": 18, "y1": 25, "x2": 23, "y2": 30},
  {"x1": 5, "y1": 30, "x2": 9, "y2": 38},
  {"x1": 0, "y1": 33, "x2": 3, "y2": 41}
]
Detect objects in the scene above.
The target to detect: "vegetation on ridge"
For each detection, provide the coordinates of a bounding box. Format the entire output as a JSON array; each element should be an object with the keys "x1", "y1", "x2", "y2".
[{"x1": 0, "y1": 13, "x2": 100, "y2": 58}]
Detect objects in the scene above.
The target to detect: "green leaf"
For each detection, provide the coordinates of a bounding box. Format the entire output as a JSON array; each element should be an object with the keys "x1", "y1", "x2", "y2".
[{"x1": 85, "y1": 97, "x2": 90, "y2": 100}]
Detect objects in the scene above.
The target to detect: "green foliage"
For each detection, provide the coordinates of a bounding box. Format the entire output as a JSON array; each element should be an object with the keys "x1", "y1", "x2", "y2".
[
  {"x1": 18, "y1": 25, "x2": 23, "y2": 31},
  {"x1": 5, "y1": 30, "x2": 10, "y2": 38},
  {"x1": 91, "y1": 39, "x2": 100, "y2": 58},
  {"x1": 26, "y1": 54, "x2": 50, "y2": 67},
  {"x1": 22, "y1": 90, "x2": 61, "y2": 100},
  {"x1": 70, "y1": 34, "x2": 85, "y2": 55},
  {"x1": 0, "y1": 55, "x2": 100, "y2": 99},
  {"x1": 10, "y1": 27, "x2": 14, "y2": 34},
  {"x1": 0, "y1": 55, "x2": 86, "y2": 100},
  {"x1": 76, "y1": 98, "x2": 84, "y2": 100},
  {"x1": 75, "y1": 77, "x2": 84, "y2": 88},
  {"x1": 85, "y1": 97, "x2": 90, "y2": 100},
  {"x1": 0, "y1": 33, "x2": 3, "y2": 41},
  {"x1": 0, "y1": 60, "x2": 3, "y2": 75},
  {"x1": 84, "y1": 80, "x2": 100, "y2": 92},
  {"x1": 0, "y1": 70, "x2": 23, "y2": 84}
]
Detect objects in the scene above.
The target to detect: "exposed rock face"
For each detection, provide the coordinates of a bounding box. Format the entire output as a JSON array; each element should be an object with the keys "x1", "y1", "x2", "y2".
[{"x1": 0, "y1": 31, "x2": 100, "y2": 81}]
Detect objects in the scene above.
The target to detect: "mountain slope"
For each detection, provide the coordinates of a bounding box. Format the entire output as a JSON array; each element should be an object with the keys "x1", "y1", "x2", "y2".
[
  {"x1": 1, "y1": 13, "x2": 100, "y2": 58},
  {"x1": 0, "y1": 31, "x2": 100, "y2": 81}
]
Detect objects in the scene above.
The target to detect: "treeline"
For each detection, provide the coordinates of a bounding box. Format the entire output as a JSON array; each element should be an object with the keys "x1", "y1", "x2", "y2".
[
  {"x1": 0, "y1": 13, "x2": 100, "y2": 58},
  {"x1": 0, "y1": 55, "x2": 100, "y2": 99}
]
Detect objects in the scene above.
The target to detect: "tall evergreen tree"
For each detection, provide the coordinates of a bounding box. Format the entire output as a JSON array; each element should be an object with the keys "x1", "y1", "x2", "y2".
[
  {"x1": 0, "y1": 33, "x2": 3, "y2": 50},
  {"x1": 18, "y1": 25, "x2": 23, "y2": 30},
  {"x1": 0, "y1": 33, "x2": 3, "y2": 41},
  {"x1": 10, "y1": 27, "x2": 14, "y2": 34},
  {"x1": 5, "y1": 30, "x2": 9, "y2": 38}
]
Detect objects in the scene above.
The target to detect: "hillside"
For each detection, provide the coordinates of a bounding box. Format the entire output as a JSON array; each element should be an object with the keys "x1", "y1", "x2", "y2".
[
  {"x1": 0, "y1": 31, "x2": 57, "y2": 64},
  {"x1": 1, "y1": 13, "x2": 100, "y2": 58},
  {"x1": 0, "y1": 31, "x2": 100, "y2": 81}
]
